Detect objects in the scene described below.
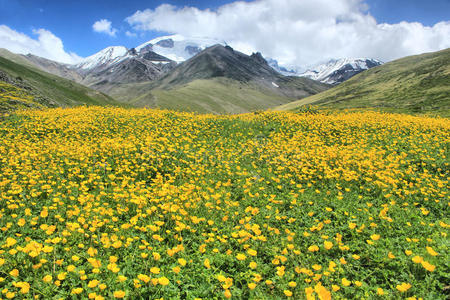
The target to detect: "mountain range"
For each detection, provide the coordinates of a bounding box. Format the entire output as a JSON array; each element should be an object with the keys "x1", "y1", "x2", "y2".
[
  {"x1": 0, "y1": 34, "x2": 448, "y2": 115},
  {"x1": 276, "y1": 48, "x2": 450, "y2": 116},
  {"x1": 20, "y1": 34, "x2": 382, "y2": 89}
]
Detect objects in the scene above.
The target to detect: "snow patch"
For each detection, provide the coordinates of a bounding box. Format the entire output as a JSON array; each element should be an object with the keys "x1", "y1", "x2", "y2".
[
  {"x1": 75, "y1": 46, "x2": 129, "y2": 70},
  {"x1": 271, "y1": 82, "x2": 279, "y2": 88}
]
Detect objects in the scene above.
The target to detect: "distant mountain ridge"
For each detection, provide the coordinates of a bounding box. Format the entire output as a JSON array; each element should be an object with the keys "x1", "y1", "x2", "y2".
[
  {"x1": 299, "y1": 58, "x2": 383, "y2": 84},
  {"x1": 276, "y1": 48, "x2": 450, "y2": 115}
]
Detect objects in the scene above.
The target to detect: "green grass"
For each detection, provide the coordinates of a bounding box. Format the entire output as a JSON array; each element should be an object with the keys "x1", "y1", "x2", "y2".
[
  {"x1": 130, "y1": 78, "x2": 309, "y2": 114},
  {"x1": 276, "y1": 48, "x2": 450, "y2": 116}
]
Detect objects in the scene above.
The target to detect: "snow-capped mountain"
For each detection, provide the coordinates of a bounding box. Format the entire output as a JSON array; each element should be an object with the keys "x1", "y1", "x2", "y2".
[
  {"x1": 299, "y1": 58, "x2": 383, "y2": 84},
  {"x1": 68, "y1": 44, "x2": 176, "y2": 93},
  {"x1": 267, "y1": 57, "x2": 383, "y2": 84},
  {"x1": 75, "y1": 46, "x2": 131, "y2": 70},
  {"x1": 266, "y1": 58, "x2": 301, "y2": 76},
  {"x1": 72, "y1": 34, "x2": 224, "y2": 73},
  {"x1": 136, "y1": 34, "x2": 226, "y2": 63}
]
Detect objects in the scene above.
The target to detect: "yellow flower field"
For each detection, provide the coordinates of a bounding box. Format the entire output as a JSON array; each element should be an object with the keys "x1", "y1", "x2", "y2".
[{"x1": 0, "y1": 107, "x2": 448, "y2": 299}]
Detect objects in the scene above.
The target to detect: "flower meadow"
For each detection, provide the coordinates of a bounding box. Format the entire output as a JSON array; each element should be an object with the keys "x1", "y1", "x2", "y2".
[{"x1": 0, "y1": 107, "x2": 448, "y2": 299}]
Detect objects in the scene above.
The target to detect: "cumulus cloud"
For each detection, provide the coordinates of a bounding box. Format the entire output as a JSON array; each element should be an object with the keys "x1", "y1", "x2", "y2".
[
  {"x1": 126, "y1": 0, "x2": 450, "y2": 68},
  {"x1": 0, "y1": 25, "x2": 82, "y2": 64},
  {"x1": 92, "y1": 19, "x2": 117, "y2": 37}
]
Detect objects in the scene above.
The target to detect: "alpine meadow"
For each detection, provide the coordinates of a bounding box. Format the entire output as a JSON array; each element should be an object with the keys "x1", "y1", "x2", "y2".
[{"x1": 0, "y1": 0, "x2": 449, "y2": 299}]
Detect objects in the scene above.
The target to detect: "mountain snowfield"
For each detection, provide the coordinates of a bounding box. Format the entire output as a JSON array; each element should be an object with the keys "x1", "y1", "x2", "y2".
[
  {"x1": 75, "y1": 46, "x2": 130, "y2": 70},
  {"x1": 299, "y1": 58, "x2": 383, "y2": 84}
]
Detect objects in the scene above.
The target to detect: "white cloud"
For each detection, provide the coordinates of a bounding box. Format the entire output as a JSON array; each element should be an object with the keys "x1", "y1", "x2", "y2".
[
  {"x1": 125, "y1": 30, "x2": 137, "y2": 38},
  {"x1": 126, "y1": 0, "x2": 450, "y2": 68},
  {"x1": 0, "y1": 25, "x2": 82, "y2": 64},
  {"x1": 92, "y1": 19, "x2": 117, "y2": 37}
]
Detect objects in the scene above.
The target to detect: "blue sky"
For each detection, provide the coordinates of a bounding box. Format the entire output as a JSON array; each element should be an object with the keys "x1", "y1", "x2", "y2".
[
  {"x1": 0, "y1": 0, "x2": 252, "y2": 56},
  {"x1": 0, "y1": 0, "x2": 449, "y2": 66}
]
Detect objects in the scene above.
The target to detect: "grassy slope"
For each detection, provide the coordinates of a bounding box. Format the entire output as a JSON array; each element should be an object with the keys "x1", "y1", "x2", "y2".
[
  {"x1": 276, "y1": 48, "x2": 450, "y2": 116},
  {"x1": 0, "y1": 49, "x2": 38, "y2": 69},
  {"x1": 129, "y1": 78, "x2": 303, "y2": 114},
  {"x1": 0, "y1": 54, "x2": 121, "y2": 110}
]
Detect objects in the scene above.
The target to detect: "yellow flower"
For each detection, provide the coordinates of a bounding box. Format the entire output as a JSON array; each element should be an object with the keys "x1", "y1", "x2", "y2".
[
  {"x1": 236, "y1": 253, "x2": 246, "y2": 261},
  {"x1": 412, "y1": 256, "x2": 423, "y2": 263},
  {"x1": 371, "y1": 234, "x2": 380, "y2": 241},
  {"x1": 87, "y1": 279, "x2": 99, "y2": 288},
  {"x1": 138, "y1": 274, "x2": 151, "y2": 283},
  {"x1": 324, "y1": 241, "x2": 333, "y2": 250},
  {"x1": 112, "y1": 241, "x2": 122, "y2": 248},
  {"x1": 421, "y1": 261, "x2": 435, "y2": 272},
  {"x1": 224, "y1": 289, "x2": 232, "y2": 298},
  {"x1": 204, "y1": 258, "x2": 211, "y2": 269},
  {"x1": 113, "y1": 290, "x2": 126, "y2": 298},
  {"x1": 43, "y1": 275, "x2": 53, "y2": 283},
  {"x1": 247, "y1": 249, "x2": 257, "y2": 256},
  {"x1": 284, "y1": 290, "x2": 293, "y2": 297},
  {"x1": 288, "y1": 281, "x2": 297, "y2": 287},
  {"x1": 342, "y1": 278, "x2": 351, "y2": 286},
  {"x1": 308, "y1": 245, "x2": 319, "y2": 252},
  {"x1": 67, "y1": 265, "x2": 76, "y2": 272},
  {"x1": 158, "y1": 277, "x2": 170, "y2": 286},
  {"x1": 55, "y1": 273, "x2": 66, "y2": 281},
  {"x1": 396, "y1": 282, "x2": 411, "y2": 292},
  {"x1": 150, "y1": 267, "x2": 160, "y2": 274},
  {"x1": 9, "y1": 269, "x2": 19, "y2": 277},
  {"x1": 249, "y1": 261, "x2": 257, "y2": 269},
  {"x1": 426, "y1": 246, "x2": 438, "y2": 256},
  {"x1": 248, "y1": 282, "x2": 256, "y2": 290},
  {"x1": 5, "y1": 237, "x2": 17, "y2": 247},
  {"x1": 377, "y1": 288, "x2": 384, "y2": 295},
  {"x1": 173, "y1": 266, "x2": 181, "y2": 273},
  {"x1": 17, "y1": 218, "x2": 26, "y2": 226},
  {"x1": 178, "y1": 258, "x2": 187, "y2": 266},
  {"x1": 71, "y1": 287, "x2": 83, "y2": 294}
]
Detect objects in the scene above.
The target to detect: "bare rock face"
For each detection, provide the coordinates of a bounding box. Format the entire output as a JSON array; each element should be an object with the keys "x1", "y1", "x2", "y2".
[
  {"x1": 156, "y1": 39, "x2": 174, "y2": 48},
  {"x1": 185, "y1": 45, "x2": 202, "y2": 56},
  {"x1": 139, "y1": 44, "x2": 154, "y2": 53}
]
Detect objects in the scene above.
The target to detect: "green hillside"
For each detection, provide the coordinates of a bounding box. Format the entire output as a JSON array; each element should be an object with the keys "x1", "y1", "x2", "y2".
[
  {"x1": 0, "y1": 54, "x2": 120, "y2": 113},
  {"x1": 131, "y1": 78, "x2": 292, "y2": 114},
  {"x1": 276, "y1": 48, "x2": 450, "y2": 116}
]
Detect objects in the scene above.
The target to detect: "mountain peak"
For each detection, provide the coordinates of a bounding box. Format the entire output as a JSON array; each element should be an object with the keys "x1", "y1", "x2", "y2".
[
  {"x1": 75, "y1": 46, "x2": 129, "y2": 70},
  {"x1": 136, "y1": 34, "x2": 225, "y2": 63},
  {"x1": 300, "y1": 58, "x2": 383, "y2": 84}
]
